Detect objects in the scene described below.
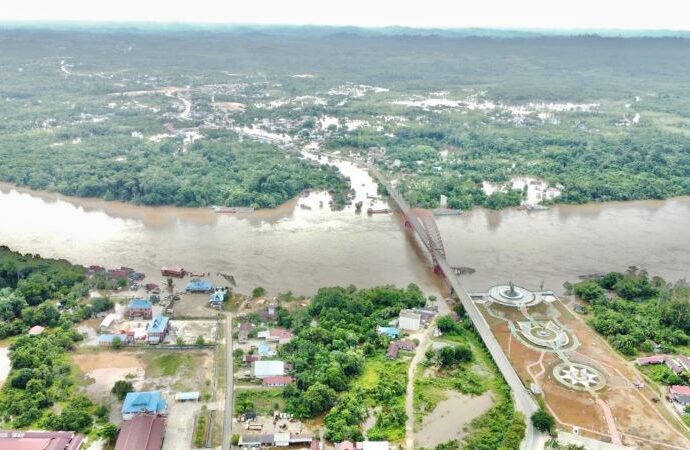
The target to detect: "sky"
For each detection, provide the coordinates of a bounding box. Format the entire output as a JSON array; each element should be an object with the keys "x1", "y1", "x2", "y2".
[{"x1": 2, "y1": 0, "x2": 690, "y2": 30}]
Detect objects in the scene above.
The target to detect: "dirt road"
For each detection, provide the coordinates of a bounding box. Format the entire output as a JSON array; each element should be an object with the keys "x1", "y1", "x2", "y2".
[{"x1": 405, "y1": 327, "x2": 433, "y2": 450}]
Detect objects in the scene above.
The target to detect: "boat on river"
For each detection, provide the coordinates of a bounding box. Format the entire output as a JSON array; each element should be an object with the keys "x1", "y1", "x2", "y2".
[
  {"x1": 211, "y1": 205, "x2": 254, "y2": 213},
  {"x1": 367, "y1": 208, "x2": 390, "y2": 215},
  {"x1": 432, "y1": 208, "x2": 462, "y2": 216}
]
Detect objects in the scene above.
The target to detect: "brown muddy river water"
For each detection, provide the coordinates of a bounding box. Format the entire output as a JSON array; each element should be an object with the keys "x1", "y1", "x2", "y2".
[{"x1": 0, "y1": 158, "x2": 688, "y2": 296}]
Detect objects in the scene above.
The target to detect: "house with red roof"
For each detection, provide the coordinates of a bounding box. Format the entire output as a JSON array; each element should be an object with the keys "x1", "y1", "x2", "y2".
[
  {"x1": 668, "y1": 385, "x2": 690, "y2": 405},
  {"x1": 262, "y1": 376, "x2": 294, "y2": 387}
]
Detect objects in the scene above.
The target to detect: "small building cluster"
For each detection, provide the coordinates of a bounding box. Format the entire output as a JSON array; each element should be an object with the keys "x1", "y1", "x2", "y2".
[
  {"x1": 636, "y1": 354, "x2": 690, "y2": 375},
  {"x1": 100, "y1": 314, "x2": 171, "y2": 347},
  {"x1": 397, "y1": 307, "x2": 437, "y2": 331},
  {"x1": 238, "y1": 432, "x2": 313, "y2": 447}
]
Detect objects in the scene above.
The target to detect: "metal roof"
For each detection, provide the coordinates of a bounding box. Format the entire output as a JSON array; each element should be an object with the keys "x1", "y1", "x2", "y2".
[
  {"x1": 115, "y1": 414, "x2": 165, "y2": 450},
  {"x1": 128, "y1": 298, "x2": 152, "y2": 309},
  {"x1": 148, "y1": 315, "x2": 169, "y2": 334},
  {"x1": 174, "y1": 392, "x2": 200, "y2": 401},
  {"x1": 122, "y1": 391, "x2": 167, "y2": 415}
]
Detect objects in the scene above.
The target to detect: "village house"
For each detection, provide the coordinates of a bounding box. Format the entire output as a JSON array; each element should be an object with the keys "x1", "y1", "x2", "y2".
[
  {"x1": 185, "y1": 279, "x2": 214, "y2": 293},
  {"x1": 668, "y1": 385, "x2": 690, "y2": 405},
  {"x1": 147, "y1": 315, "x2": 170, "y2": 345},
  {"x1": 258, "y1": 328, "x2": 294, "y2": 345},
  {"x1": 126, "y1": 298, "x2": 153, "y2": 319},
  {"x1": 115, "y1": 413, "x2": 166, "y2": 450},
  {"x1": 0, "y1": 430, "x2": 84, "y2": 450},
  {"x1": 252, "y1": 360, "x2": 285, "y2": 379},
  {"x1": 238, "y1": 322, "x2": 253, "y2": 343},
  {"x1": 121, "y1": 391, "x2": 167, "y2": 420},
  {"x1": 210, "y1": 290, "x2": 225, "y2": 308},
  {"x1": 161, "y1": 266, "x2": 185, "y2": 278},
  {"x1": 386, "y1": 339, "x2": 417, "y2": 359},
  {"x1": 262, "y1": 304, "x2": 278, "y2": 321},
  {"x1": 258, "y1": 342, "x2": 276, "y2": 357},
  {"x1": 376, "y1": 326, "x2": 399, "y2": 339},
  {"x1": 262, "y1": 376, "x2": 294, "y2": 387},
  {"x1": 398, "y1": 310, "x2": 422, "y2": 331}
]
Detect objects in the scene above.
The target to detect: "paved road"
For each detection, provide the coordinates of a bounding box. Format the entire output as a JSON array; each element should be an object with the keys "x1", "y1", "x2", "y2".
[
  {"x1": 370, "y1": 166, "x2": 543, "y2": 450},
  {"x1": 222, "y1": 314, "x2": 234, "y2": 450}
]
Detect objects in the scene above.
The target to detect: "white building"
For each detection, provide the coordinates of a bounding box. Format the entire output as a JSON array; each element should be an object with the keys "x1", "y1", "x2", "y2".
[
  {"x1": 398, "y1": 310, "x2": 422, "y2": 331},
  {"x1": 356, "y1": 441, "x2": 390, "y2": 450},
  {"x1": 252, "y1": 360, "x2": 285, "y2": 379}
]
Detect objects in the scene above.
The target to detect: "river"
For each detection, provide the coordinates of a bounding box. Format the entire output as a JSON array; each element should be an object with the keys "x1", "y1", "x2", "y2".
[{"x1": 0, "y1": 158, "x2": 689, "y2": 296}]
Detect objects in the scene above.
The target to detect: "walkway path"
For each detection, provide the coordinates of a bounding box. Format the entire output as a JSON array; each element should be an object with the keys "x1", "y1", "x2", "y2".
[
  {"x1": 595, "y1": 397, "x2": 623, "y2": 446},
  {"x1": 405, "y1": 327, "x2": 434, "y2": 450}
]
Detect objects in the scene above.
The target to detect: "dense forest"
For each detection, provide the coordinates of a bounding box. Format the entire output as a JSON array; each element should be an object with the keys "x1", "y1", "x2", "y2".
[
  {"x1": 0, "y1": 247, "x2": 114, "y2": 434},
  {"x1": 1, "y1": 28, "x2": 690, "y2": 209},
  {"x1": 573, "y1": 268, "x2": 690, "y2": 357},
  {"x1": 0, "y1": 246, "x2": 114, "y2": 339},
  {"x1": 0, "y1": 130, "x2": 348, "y2": 208}
]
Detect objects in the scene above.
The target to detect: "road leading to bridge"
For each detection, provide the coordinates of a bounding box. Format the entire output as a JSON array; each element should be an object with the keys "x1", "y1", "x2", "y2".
[{"x1": 369, "y1": 166, "x2": 542, "y2": 450}]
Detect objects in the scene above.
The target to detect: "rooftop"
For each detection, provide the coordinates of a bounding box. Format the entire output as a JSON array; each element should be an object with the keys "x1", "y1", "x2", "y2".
[
  {"x1": 0, "y1": 430, "x2": 83, "y2": 450},
  {"x1": 262, "y1": 376, "x2": 294, "y2": 386},
  {"x1": 185, "y1": 279, "x2": 214, "y2": 292},
  {"x1": 669, "y1": 385, "x2": 690, "y2": 395},
  {"x1": 270, "y1": 328, "x2": 295, "y2": 340},
  {"x1": 122, "y1": 391, "x2": 167, "y2": 416},
  {"x1": 399, "y1": 310, "x2": 422, "y2": 320},
  {"x1": 148, "y1": 315, "x2": 169, "y2": 334},
  {"x1": 128, "y1": 298, "x2": 152, "y2": 309},
  {"x1": 115, "y1": 414, "x2": 165, "y2": 450}
]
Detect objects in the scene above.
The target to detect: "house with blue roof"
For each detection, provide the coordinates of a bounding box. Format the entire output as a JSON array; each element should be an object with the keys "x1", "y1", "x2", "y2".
[
  {"x1": 186, "y1": 279, "x2": 214, "y2": 293},
  {"x1": 121, "y1": 391, "x2": 167, "y2": 420},
  {"x1": 147, "y1": 315, "x2": 170, "y2": 345},
  {"x1": 209, "y1": 290, "x2": 225, "y2": 308},
  {"x1": 127, "y1": 298, "x2": 152, "y2": 319},
  {"x1": 376, "y1": 326, "x2": 400, "y2": 339},
  {"x1": 258, "y1": 342, "x2": 275, "y2": 357}
]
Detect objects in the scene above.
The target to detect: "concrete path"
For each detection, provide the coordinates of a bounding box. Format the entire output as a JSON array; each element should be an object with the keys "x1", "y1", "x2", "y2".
[{"x1": 405, "y1": 327, "x2": 434, "y2": 450}]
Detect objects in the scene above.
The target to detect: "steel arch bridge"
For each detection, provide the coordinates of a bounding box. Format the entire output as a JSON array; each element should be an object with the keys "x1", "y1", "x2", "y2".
[{"x1": 408, "y1": 208, "x2": 446, "y2": 265}]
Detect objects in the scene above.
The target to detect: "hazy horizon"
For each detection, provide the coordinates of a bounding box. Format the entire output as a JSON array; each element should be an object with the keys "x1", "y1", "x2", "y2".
[{"x1": 2, "y1": 0, "x2": 690, "y2": 31}]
